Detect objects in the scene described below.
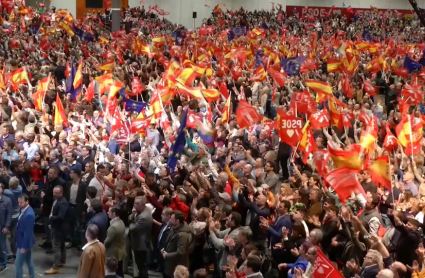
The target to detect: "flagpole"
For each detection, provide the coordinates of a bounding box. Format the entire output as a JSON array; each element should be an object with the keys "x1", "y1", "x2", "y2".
[{"x1": 388, "y1": 154, "x2": 395, "y2": 206}]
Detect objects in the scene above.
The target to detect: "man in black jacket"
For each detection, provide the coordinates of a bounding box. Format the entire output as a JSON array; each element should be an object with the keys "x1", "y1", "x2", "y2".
[
  {"x1": 67, "y1": 169, "x2": 87, "y2": 249},
  {"x1": 45, "y1": 185, "x2": 69, "y2": 275},
  {"x1": 40, "y1": 166, "x2": 66, "y2": 249},
  {"x1": 389, "y1": 212, "x2": 422, "y2": 267}
]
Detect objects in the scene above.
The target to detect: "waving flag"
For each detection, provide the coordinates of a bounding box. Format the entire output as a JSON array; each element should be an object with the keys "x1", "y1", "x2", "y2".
[
  {"x1": 167, "y1": 110, "x2": 188, "y2": 171},
  {"x1": 97, "y1": 60, "x2": 115, "y2": 72},
  {"x1": 404, "y1": 56, "x2": 422, "y2": 73},
  {"x1": 195, "y1": 119, "x2": 213, "y2": 144},
  {"x1": 236, "y1": 100, "x2": 262, "y2": 129},
  {"x1": 328, "y1": 143, "x2": 362, "y2": 170},
  {"x1": 281, "y1": 57, "x2": 306, "y2": 76},
  {"x1": 54, "y1": 93, "x2": 68, "y2": 127},
  {"x1": 309, "y1": 107, "x2": 329, "y2": 129},
  {"x1": 383, "y1": 122, "x2": 398, "y2": 151},
  {"x1": 221, "y1": 94, "x2": 232, "y2": 124},
  {"x1": 305, "y1": 80, "x2": 333, "y2": 95},
  {"x1": 73, "y1": 58, "x2": 83, "y2": 89},
  {"x1": 324, "y1": 167, "x2": 365, "y2": 203},
  {"x1": 298, "y1": 121, "x2": 316, "y2": 163},
  {"x1": 368, "y1": 156, "x2": 391, "y2": 191},
  {"x1": 122, "y1": 98, "x2": 147, "y2": 113},
  {"x1": 7, "y1": 67, "x2": 28, "y2": 89}
]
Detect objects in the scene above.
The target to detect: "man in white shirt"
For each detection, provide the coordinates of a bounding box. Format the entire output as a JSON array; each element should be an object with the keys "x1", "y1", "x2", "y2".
[{"x1": 22, "y1": 133, "x2": 39, "y2": 161}]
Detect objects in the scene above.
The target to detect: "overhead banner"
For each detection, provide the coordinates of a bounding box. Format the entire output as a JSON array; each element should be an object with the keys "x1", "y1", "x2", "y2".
[{"x1": 286, "y1": 6, "x2": 415, "y2": 19}]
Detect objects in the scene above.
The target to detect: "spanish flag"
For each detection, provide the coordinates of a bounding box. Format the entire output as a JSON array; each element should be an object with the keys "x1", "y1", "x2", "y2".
[
  {"x1": 97, "y1": 60, "x2": 115, "y2": 72},
  {"x1": 32, "y1": 91, "x2": 43, "y2": 111},
  {"x1": 152, "y1": 36, "x2": 166, "y2": 44},
  {"x1": 328, "y1": 143, "x2": 363, "y2": 170},
  {"x1": 360, "y1": 126, "x2": 378, "y2": 152},
  {"x1": 36, "y1": 73, "x2": 51, "y2": 94},
  {"x1": 54, "y1": 93, "x2": 68, "y2": 127},
  {"x1": 252, "y1": 28, "x2": 263, "y2": 36},
  {"x1": 58, "y1": 21, "x2": 74, "y2": 37},
  {"x1": 73, "y1": 59, "x2": 83, "y2": 89},
  {"x1": 396, "y1": 115, "x2": 411, "y2": 147},
  {"x1": 304, "y1": 80, "x2": 333, "y2": 95},
  {"x1": 221, "y1": 94, "x2": 232, "y2": 124},
  {"x1": 298, "y1": 121, "x2": 317, "y2": 164},
  {"x1": 7, "y1": 67, "x2": 28, "y2": 88},
  {"x1": 326, "y1": 58, "x2": 341, "y2": 73},
  {"x1": 202, "y1": 89, "x2": 220, "y2": 102},
  {"x1": 175, "y1": 68, "x2": 198, "y2": 86},
  {"x1": 354, "y1": 41, "x2": 370, "y2": 52},
  {"x1": 368, "y1": 156, "x2": 391, "y2": 191},
  {"x1": 175, "y1": 82, "x2": 204, "y2": 100},
  {"x1": 329, "y1": 97, "x2": 343, "y2": 131}
]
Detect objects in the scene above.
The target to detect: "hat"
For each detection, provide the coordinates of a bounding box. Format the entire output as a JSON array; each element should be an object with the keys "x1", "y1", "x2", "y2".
[{"x1": 218, "y1": 192, "x2": 231, "y2": 202}]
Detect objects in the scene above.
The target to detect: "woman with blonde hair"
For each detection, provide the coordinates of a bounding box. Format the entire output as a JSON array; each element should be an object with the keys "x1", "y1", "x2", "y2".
[{"x1": 173, "y1": 265, "x2": 189, "y2": 278}]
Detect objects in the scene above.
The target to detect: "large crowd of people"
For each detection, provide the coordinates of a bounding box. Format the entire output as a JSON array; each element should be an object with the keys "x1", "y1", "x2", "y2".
[{"x1": 0, "y1": 1, "x2": 424, "y2": 278}]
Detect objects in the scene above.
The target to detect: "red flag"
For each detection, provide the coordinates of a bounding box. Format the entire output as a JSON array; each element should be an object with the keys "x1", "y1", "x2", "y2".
[
  {"x1": 313, "y1": 249, "x2": 344, "y2": 278},
  {"x1": 236, "y1": 100, "x2": 262, "y2": 129},
  {"x1": 309, "y1": 107, "x2": 329, "y2": 130},
  {"x1": 342, "y1": 110, "x2": 355, "y2": 128},
  {"x1": 401, "y1": 83, "x2": 422, "y2": 105},
  {"x1": 116, "y1": 120, "x2": 131, "y2": 144},
  {"x1": 130, "y1": 77, "x2": 144, "y2": 96},
  {"x1": 187, "y1": 110, "x2": 203, "y2": 129},
  {"x1": 341, "y1": 74, "x2": 354, "y2": 98},
  {"x1": 324, "y1": 167, "x2": 365, "y2": 203},
  {"x1": 131, "y1": 115, "x2": 154, "y2": 133},
  {"x1": 275, "y1": 114, "x2": 303, "y2": 147},
  {"x1": 289, "y1": 91, "x2": 317, "y2": 116},
  {"x1": 312, "y1": 150, "x2": 329, "y2": 177},
  {"x1": 363, "y1": 79, "x2": 379, "y2": 96},
  {"x1": 267, "y1": 67, "x2": 287, "y2": 87},
  {"x1": 85, "y1": 80, "x2": 95, "y2": 102},
  {"x1": 109, "y1": 108, "x2": 122, "y2": 135},
  {"x1": 383, "y1": 122, "x2": 398, "y2": 151},
  {"x1": 219, "y1": 81, "x2": 229, "y2": 99}
]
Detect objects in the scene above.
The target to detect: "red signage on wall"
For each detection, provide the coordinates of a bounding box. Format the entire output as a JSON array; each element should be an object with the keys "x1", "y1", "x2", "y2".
[{"x1": 286, "y1": 6, "x2": 415, "y2": 19}]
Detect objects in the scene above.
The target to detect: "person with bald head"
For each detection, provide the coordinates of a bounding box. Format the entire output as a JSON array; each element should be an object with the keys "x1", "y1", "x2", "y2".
[
  {"x1": 129, "y1": 196, "x2": 153, "y2": 278},
  {"x1": 238, "y1": 187, "x2": 270, "y2": 248}
]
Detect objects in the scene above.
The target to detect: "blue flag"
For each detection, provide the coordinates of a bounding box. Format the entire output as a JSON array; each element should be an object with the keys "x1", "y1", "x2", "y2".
[
  {"x1": 122, "y1": 98, "x2": 147, "y2": 113},
  {"x1": 260, "y1": 22, "x2": 268, "y2": 30},
  {"x1": 65, "y1": 62, "x2": 81, "y2": 101},
  {"x1": 228, "y1": 27, "x2": 246, "y2": 41},
  {"x1": 281, "y1": 57, "x2": 306, "y2": 76},
  {"x1": 362, "y1": 30, "x2": 373, "y2": 42},
  {"x1": 167, "y1": 110, "x2": 188, "y2": 171},
  {"x1": 404, "y1": 56, "x2": 422, "y2": 73}
]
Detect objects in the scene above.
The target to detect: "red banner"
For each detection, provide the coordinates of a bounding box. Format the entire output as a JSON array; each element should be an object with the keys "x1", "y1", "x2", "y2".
[
  {"x1": 286, "y1": 6, "x2": 414, "y2": 19},
  {"x1": 313, "y1": 249, "x2": 343, "y2": 278},
  {"x1": 277, "y1": 115, "x2": 303, "y2": 147}
]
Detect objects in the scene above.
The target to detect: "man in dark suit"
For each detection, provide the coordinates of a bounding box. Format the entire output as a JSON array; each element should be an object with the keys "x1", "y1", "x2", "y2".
[
  {"x1": 40, "y1": 166, "x2": 66, "y2": 249},
  {"x1": 0, "y1": 183, "x2": 12, "y2": 273},
  {"x1": 162, "y1": 210, "x2": 191, "y2": 278},
  {"x1": 77, "y1": 145, "x2": 94, "y2": 169},
  {"x1": 87, "y1": 199, "x2": 109, "y2": 243},
  {"x1": 129, "y1": 196, "x2": 153, "y2": 278},
  {"x1": 105, "y1": 206, "x2": 126, "y2": 278},
  {"x1": 45, "y1": 186, "x2": 69, "y2": 275},
  {"x1": 15, "y1": 194, "x2": 36, "y2": 278},
  {"x1": 105, "y1": 256, "x2": 119, "y2": 278},
  {"x1": 157, "y1": 207, "x2": 173, "y2": 273},
  {"x1": 66, "y1": 169, "x2": 87, "y2": 249}
]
